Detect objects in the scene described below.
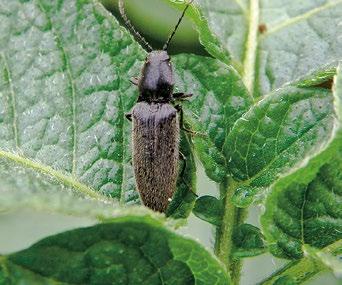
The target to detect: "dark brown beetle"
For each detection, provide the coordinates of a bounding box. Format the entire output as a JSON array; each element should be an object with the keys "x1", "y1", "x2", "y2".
[{"x1": 119, "y1": 0, "x2": 193, "y2": 212}]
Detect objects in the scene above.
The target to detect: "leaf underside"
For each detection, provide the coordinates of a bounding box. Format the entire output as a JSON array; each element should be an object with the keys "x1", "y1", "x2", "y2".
[
  {"x1": 0, "y1": 0, "x2": 236, "y2": 216},
  {"x1": 0, "y1": 0, "x2": 143, "y2": 205},
  {"x1": 196, "y1": 0, "x2": 342, "y2": 96}
]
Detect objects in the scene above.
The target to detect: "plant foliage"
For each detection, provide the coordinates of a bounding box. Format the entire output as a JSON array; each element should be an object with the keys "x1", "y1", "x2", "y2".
[{"x1": 0, "y1": 0, "x2": 341, "y2": 284}]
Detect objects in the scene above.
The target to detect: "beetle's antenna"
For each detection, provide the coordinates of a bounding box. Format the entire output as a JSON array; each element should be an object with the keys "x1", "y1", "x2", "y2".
[
  {"x1": 163, "y1": 0, "x2": 194, "y2": 51},
  {"x1": 118, "y1": 0, "x2": 153, "y2": 52}
]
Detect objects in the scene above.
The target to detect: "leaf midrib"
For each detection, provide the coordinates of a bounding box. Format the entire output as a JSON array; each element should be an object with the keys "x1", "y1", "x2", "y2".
[
  {"x1": 242, "y1": 0, "x2": 259, "y2": 95},
  {"x1": 0, "y1": 149, "x2": 109, "y2": 201}
]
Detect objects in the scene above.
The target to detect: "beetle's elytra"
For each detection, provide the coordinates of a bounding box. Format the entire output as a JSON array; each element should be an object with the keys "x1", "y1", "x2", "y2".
[
  {"x1": 132, "y1": 102, "x2": 179, "y2": 212},
  {"x1": 119, "y1": 0, "x2": 193, "y2": 212}
]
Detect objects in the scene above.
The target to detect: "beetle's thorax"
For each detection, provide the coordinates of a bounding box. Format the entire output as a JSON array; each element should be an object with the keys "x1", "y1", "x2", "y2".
[{"x1": 138, "y1": 50, "x2": 174, "y2": 103}]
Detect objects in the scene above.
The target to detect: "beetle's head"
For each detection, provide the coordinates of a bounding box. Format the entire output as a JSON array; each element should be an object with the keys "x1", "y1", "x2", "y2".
[
  {"x1": 119, "y1": 0, "x2": 193, "y2": 102},
  {"x1": 139, "y1": 50, "x2": 174, "y2": 102}
]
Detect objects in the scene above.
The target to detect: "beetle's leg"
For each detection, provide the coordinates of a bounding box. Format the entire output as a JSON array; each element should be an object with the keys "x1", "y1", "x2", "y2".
[
  {"x1": 125, "y1": 112, "x2": 132, "y2": 121},
  {"x1": 175, "y1": 104, "x2": 186, "y2": 130},
  {"x1": 173, "y1": 92, "x2": 193, "y2": 100},
  {"x1": 175, "y1": 105, "x2": 206, "y2": 137},
  {"x1": 130, "y1": 77, "x2": 139, "y2": 85}
]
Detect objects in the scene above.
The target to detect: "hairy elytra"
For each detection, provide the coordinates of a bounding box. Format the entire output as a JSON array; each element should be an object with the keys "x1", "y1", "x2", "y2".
[{"x1": 119, "y1": 0, "x2": 193, "y2": 212}]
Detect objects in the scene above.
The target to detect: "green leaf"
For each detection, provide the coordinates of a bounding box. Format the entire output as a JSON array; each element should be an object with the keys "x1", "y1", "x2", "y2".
[
  {"x1": 0, "y1": 0, "x2": 144, "y2": 205},
  {"x1": 303, "y1": 244, "x2": 342, "y2": 279},
  {"x1": 162, "y1": 0, "x2": 231, "y2": 65},
  {"x1": 261, "y1": 64, "x2": 342, "y2": 259},
  {"x1": 0, "y1": 179, "x2": 158, "y2": 224},
  {"x1": 194, "y1": 0, "x2": 248, "y2": 64},
  {"x1": 232, "y1": 224, "x2": 267, "y2": 259},
  {"x1": 0, "y1": 0, "x2": 252, "y2": 216},
  {"x1": 196, "y1": 0, "x2": 342, "y2": 95},
  {"x1": 173, "y1": 54, "x2": 253, "y2": 183},
  {"x1": 0, "y1": 216, "x2": 231, "y2": 285},
  {"x1": 193, "y1": 196, "x2": 223, "y2": 226},
  {"x1": 0, "y1": 0, "x2": 219, "y2": 216},
  {"x1": 0, "y1": 150, "x2": 111, "y2": 209},
  {"x1": 224, "y1": 85, "x2": 338, "y2": 207},
  {"x1": 262, "y1": 159, "x2": 342, "y2": 259}
]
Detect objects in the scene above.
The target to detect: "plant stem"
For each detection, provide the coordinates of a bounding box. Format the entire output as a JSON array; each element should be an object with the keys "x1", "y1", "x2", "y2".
[
  {"x1": 258, "y1": 240, "x2": 342, "y2": 284},
  {"x1": 258, "y1": 259, "x2": 325, "y2": 285},
  {"x1": 214, "y1": 179, "x2": 248, "y2": 284},
  {"x1": 0, "y1": 255, "x2": 9, "y2": 278}
]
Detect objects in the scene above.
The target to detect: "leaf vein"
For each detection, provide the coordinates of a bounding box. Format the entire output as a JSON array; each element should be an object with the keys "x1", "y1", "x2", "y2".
[
  {"x1": 300, "y1": 185, "x2": 309, "y2": 245},
  {"x1": 0, "y1": 149, "x2": 108, "y2": 201},
  {"x1": 5, "y1": 259, "x2": 67, "y2": 285},
  {"x1": 264, "y1": 0, "x2": 342, "y2": 36},
  {"x1": 37, "y1": 0, "x2": 78, "y2": 176},
  {"x1": 0, "y1": 52, "x2": 19, "y2": 149}
]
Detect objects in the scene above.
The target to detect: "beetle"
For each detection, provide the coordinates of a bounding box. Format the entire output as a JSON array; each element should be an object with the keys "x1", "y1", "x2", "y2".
[{"x1": 119, "y1": 0, "x2": 194, "y2": 212}]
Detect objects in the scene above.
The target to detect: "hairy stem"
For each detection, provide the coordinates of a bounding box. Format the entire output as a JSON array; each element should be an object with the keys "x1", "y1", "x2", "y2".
[
  {"x1": 258, "y1": 240, "x2": 342, "y2": 284},
  {"x1": 214, "y1": 179, "x2": 248, "y2": 284},
  {"x1": 258, "y1": 259, "x2": 325, "y2": 285},
  {"x1": 0, "y1": 255, "x2": 8, "y2": 277}
]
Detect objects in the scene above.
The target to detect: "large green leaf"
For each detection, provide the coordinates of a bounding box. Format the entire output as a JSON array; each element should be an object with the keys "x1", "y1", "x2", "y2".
[
  {"x1": 0, "y1": 0, "x2": 248, "y2": 216},
  {"x1": 0, "y1": 216, "x2": 230, "y2": 285},
  {"x1": 196, "y1": 0, "x2": 342, "y2": 95},
  {"x1": 0, "y1": 0, "x2": 143, "y2": 205},
  {"x1": 173, "y1": 54, "x2": 253, "y2": 183},
  {"x1": 262, "y1": 159, "x2": 342, "y2": 259},
  {"x1": 261, "y1": 65, "x2": 342, "y2": 260},
  {"x1": 0, "y1": 0, "x2": 255, "y2": 217},
  {"x1": 224, "y1": 85, "x2": 338, "y2": 207}
]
